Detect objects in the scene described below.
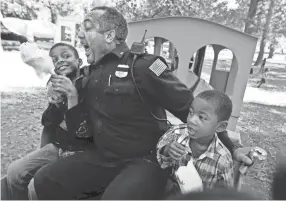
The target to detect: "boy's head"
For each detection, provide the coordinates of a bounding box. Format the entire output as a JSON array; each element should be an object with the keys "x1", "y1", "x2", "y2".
[
  {"x1": 49, "y1": 43, "x2": 82, "y2": 76},
  {"x1": 187, "y1": 90, "x2": 232, "y2": 140}
]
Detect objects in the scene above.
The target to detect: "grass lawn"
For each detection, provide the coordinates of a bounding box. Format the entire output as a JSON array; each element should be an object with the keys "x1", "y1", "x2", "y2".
[{"x1": 1, "y1": 50, "x2": 286, "y2": 199}]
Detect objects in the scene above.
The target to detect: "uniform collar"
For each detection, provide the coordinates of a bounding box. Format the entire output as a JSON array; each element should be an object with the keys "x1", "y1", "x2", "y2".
[
  {"x1": 89, "y1": 42, "x2": 129, "y2": 68},
  {"x1": 110, "y1": 42, "x2": 129, "y2": 58}
]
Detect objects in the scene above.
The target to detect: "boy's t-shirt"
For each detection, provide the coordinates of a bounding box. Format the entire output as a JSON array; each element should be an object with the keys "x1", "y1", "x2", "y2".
[{"x1": 157, "y1": 124, "x2": 234, "y2": 190}]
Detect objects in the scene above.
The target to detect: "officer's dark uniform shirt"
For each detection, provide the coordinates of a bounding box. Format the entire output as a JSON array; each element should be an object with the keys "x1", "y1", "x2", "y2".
[{"x1": 66, "y1": 42, "x2": 193, "y2": 165}]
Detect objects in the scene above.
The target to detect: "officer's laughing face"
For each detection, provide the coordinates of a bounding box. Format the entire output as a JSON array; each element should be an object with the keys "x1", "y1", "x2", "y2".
[
  {"x1": 78, "y1": 19, "x2": 104, "y2": 64},
  {"x1": 78, "y1": 9, "x2": 116, "y2": 65}
]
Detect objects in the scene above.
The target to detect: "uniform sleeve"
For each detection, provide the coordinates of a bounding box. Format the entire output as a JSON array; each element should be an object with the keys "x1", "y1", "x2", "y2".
[
  {"x1": 217, "y1": 131, "x2": 242, "y2": 156},
  {"x1": 41, "y1": 104, "x2": 64, "y2": 127},
  {"x1": 65, "y1": 104, "x2": 92, "y2": 139},
  {"x1": 217, "y1": 130, "x2": 234, "y2": 155},
  {"x1": 135, "y1": 56, "x2": 193, "y2": 122}
]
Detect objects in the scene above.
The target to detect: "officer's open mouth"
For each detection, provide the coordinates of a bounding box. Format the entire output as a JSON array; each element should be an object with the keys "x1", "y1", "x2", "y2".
[
  {"x1": 83, "y1": 45, "x2": 91, "y2": 56},
  {"x1": 187, "y1": 126, "x2": 196, "y2": 135}
]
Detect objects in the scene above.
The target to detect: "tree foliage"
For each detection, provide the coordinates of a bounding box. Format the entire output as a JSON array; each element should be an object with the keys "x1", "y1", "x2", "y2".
[
  {"x1": 254, "y1": 0, "x2": 275, "y2": 66},
  {"x1": 114, "y1": 0, "x2": 248, "y2": 31},
  {"x1": 114, "y1": 0, "x2": 286, "y2": 60},
  {"x1": 1, "y1": 0, "x2": 38, "y2": 20},
  {"x1": 2, "y1": 0, "x2": 285, "y2": 57},
  {"x1": 1, "y1": 0, "x2": 93, "y2": 23}
]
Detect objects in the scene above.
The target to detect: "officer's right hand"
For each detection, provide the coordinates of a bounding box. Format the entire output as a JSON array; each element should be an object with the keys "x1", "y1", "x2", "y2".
[{"x1": 164, "y1": 141, "x2": 186, "y2": 160}]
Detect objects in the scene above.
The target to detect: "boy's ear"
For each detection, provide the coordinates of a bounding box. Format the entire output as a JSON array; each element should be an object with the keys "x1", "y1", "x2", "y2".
[
  {"x1": 216, "y1": 121, "x2": 228, "y2": 133},
  {"x1": 78, "y1": 58, "x2": 83, "y2": 67}
]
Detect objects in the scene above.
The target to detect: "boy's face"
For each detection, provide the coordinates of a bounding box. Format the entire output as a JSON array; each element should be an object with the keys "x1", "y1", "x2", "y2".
[
  {"x1": 186, "y1": 97, "x2": 226, "y2": 140},
  {"x1": 50, "y1": 46, "x2": 80, "y2": 76}
]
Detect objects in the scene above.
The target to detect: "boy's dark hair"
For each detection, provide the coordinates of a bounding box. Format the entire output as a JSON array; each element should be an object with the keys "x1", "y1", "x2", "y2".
[
  {"x1": 49, "y1": 42, "x2": 79, "y2": 58},
  {"x1": 196, "y1": 90, "x2": 232, "y2": 122}
]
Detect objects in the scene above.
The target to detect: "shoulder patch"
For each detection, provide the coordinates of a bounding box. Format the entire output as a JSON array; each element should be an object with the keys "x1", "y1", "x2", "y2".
[{"x1": 149, "y1": 58, "x2": 167, "y2": 76}]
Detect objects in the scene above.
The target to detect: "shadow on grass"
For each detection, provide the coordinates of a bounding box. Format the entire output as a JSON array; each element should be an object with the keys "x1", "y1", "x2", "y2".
[{"x1": 237, "y1": 102, "x2": 286, "y2": 200}]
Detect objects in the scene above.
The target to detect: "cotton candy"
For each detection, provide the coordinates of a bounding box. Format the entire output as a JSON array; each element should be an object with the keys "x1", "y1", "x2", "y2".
[{"x1": 19, "y1": 42, "x2": 55, "y2": 78}]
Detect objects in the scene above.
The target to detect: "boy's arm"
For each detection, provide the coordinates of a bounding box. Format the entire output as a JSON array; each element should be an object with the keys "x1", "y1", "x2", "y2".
[
  {"x1": 41, "y1": 104, "x2": 64, "y2": 147},
  {"x1": 41, "y1": 103, "x2": 64, "y2": 127},
  {"x1": 64, "y1": 103, "x2": 92, "y2": 139},
  {"x1": 157, "y1": 127, "x2": 180, "y2": 169},
  {"x1": 216, "y1": 158, "x2": 235, "y2": 189}
]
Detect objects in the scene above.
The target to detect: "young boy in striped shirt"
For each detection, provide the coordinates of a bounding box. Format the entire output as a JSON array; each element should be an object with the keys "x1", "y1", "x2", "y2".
[{"x1": 157, "y1": 90, "x2": 234, "y2": 192}]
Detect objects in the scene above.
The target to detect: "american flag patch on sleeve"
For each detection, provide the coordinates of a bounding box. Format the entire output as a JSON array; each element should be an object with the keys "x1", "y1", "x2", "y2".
[{"x1": 149, "y1": 58, "x2": 167, "y2": 76}]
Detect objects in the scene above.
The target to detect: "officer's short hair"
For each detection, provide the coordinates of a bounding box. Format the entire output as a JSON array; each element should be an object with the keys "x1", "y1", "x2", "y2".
[
  {"x1": 87, "y1": 6, "x2": 128, "y2": 42},
  {"x1": 196, "y1": 90, "x2": 232, "y2": 122},
  {"x1": 49, "y1": 42, "x2": 79, "y2": 59}
]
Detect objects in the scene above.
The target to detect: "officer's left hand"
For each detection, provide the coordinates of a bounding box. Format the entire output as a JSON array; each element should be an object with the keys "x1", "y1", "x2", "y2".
[
  {"x1": 50, "y1": 74, "x2": 77, "y2": 98},
  {"x1": 233, "y1": 147, "x2": 253, "y2": 166}
]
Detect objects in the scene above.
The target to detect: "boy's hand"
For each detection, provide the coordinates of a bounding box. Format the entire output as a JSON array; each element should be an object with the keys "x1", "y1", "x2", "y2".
[
  {"x1": 47, "y1": 81, "x2": 64, "y2": 106},
  {"x1": 50, "y1": 75, "x2": 77, "y2": 98},
  {"x1": 164, "y1": 141, "x2": 186, "y2": 160}
]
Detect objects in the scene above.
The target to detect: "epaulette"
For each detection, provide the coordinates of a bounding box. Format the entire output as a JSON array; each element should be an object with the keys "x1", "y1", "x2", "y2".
[
  {"x1": 140, "y1": 54, "x2": 169, "y2": 66},
  {"x1": 140, "y1": 53, "x2": 158, "y2": 61}
]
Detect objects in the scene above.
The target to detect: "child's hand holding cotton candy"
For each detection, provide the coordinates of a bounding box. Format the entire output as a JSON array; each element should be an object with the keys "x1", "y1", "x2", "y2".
[
  {"x1": 47, "y1": 81, "x2": 65, "y2": 106},
  {"x1": 19, "y1": 42, "x2": 55, "y2": 78}
]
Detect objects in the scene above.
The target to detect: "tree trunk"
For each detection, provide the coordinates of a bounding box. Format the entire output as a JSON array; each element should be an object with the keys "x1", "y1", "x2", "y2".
[
  {"x1": 259, "y1": 58, "x2": 267, "y2": 74},
  {"x1": 255, "y1": 39, "x2": 266, "y2": 66},
  {"x1": 47, "y1": 2, "x2": 57, "y2": 24},
  {"x1": 244, "y1": 0, "x2": 259, "y2": 34},
  {"x1": 268, "y1": 35, "x2": 278, "y2": 58},
  {"x1": 254, "y1": 0, "x2": 275, "y2": 66},
  {"x1": 50, "y1": 10, "x2": 57, "y2": 24},
  {"x1": 268, "y1": 45, "x2": 275, "y2": 58}
]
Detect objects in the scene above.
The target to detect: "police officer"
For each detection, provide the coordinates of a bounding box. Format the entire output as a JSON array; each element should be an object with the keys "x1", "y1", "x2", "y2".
[{"x1": 31, "y1": 6, "x2": 252, "y2": 200}]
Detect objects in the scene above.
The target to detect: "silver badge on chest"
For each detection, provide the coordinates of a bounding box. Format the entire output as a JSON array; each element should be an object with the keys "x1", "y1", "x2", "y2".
[{"x1": 115, "y1": 64, "x2": 129, "y2": 78}]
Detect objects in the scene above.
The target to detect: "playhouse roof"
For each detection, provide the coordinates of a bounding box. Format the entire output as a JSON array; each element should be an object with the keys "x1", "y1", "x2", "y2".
[{"x1": 129, "y1": 16, "x2": 257, "y2": 40}]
